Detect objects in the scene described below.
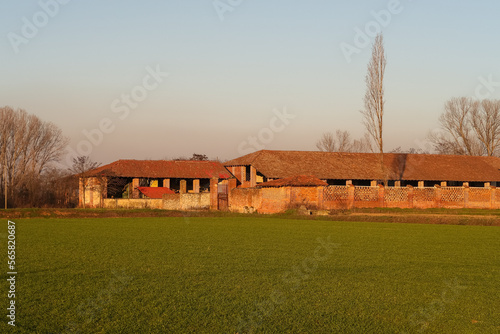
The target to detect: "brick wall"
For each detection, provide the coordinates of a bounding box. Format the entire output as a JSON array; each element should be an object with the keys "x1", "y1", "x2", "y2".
[
  {"x1": 229, "y1": 186, "x2": 323, "y2": 214},
  {"x1": 321, "y1": 185, "x2": 499, "y2": 210},
  {"x1": 229, "y1": 185, "x2": 500, "y2": 214},
  {"x1": 98, "y1": 184, "x2": 499, "y2": 213},
  {"x1": 260, "y1": 187, "x2": 290, "y2": 213},
  {"x1": 290, "y1": 187, "x2": 321, "y2": 209},
  {"x1": 229, "y1": 188, "x2": 262, "y2": 213}
]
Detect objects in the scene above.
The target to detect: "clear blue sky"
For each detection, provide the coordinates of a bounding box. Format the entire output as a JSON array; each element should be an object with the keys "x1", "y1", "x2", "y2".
[{"x1": 1, "y1": 0, "x2": 499, "y2": 166}]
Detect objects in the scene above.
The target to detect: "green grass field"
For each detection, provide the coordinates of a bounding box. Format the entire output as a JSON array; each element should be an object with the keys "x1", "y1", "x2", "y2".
[{"x1": 1, "y1": 217, "x2": 499, "y2": 333}]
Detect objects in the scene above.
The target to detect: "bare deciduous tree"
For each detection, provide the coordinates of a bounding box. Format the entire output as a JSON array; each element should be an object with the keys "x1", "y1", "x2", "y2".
[
  {"x1": 390, "y1": 146, "x2": 429, "y2": 154},
  {"x1": 471, "y1": 99, "x2": 500, "y2": 156},
  {"x1": 38, "y1": 167, "x2": 78, "y2": 207},
  {"x1": 430, "y1": 97, "x2": 500, "y2": 156},
  {"x1": 0, "y1": 109, "x2": 12, "y2": 208},
  {"x1": 436, "y1": 97, "x2": 479, "y2": 155},
  {"x1": 0, "y1": 107, "x2": 68, "y2": 207},
  {"x1": 361, "y1": 34, "x2": 386, "y2": 155},
  {"x1": 352, "y1": 133, "x2": 374, "y2": 153},
  {"x1": 316, "y1": 132, "x2": 341, "y2": 152},
  {"x1": 316, "y1": 130, "x2": 372, "y2": 153}
]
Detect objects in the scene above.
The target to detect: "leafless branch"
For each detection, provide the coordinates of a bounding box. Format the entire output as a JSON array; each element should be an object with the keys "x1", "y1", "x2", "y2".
[{"x1": 361, "y1": 34, "x2": 386, "y2": 155}]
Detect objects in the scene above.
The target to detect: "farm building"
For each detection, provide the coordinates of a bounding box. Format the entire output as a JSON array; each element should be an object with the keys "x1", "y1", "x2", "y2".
[
  {"x1": 224, "y1": 150, "x2": 500, "y2": 188},
  {"x1": 79, "y1": 159, "x2": 232, "y2": 208},
  {"x1": 78, "y1": 151, "x2": 500, "y2": 211},
  {"x1": 225, "y1": 150, "x2": 500, "y2": 213}
]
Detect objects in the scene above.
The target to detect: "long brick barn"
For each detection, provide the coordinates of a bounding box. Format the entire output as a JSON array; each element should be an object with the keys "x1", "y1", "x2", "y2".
[
  {"x1": 80, "y1": 160, "x2": 231, "y2": 209},
  {"x1": 79, "y1": 150, "x2": 500, "y2": 212},
  {"x1": 224, "y1": 150, "x2": 500, "y2": 188}
]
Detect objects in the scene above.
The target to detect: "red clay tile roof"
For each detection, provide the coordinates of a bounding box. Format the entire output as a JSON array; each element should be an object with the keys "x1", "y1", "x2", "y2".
[
  {"x1": 481, "y1": 156, "x2": 500, "y2": 170},
  {"x1": 225, "y1": 150, "x2": 500, "y2": 182},
  {"x1": 257, "y1": 175, "x2": 328, "y2": 188},
  {"x1": 88, "y1": 160, "x2": 232, "y2": 179},
  {"x1": 137, "y1": 187, "x2": 175, "y2": 199}
]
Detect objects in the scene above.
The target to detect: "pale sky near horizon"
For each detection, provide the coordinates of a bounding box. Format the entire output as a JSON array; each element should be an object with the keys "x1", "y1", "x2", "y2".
[{"x1": 1, "y1": 0, "x2": 499, "y2": 166}]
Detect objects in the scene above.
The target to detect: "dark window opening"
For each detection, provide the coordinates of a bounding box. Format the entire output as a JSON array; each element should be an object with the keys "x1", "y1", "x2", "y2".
[
  {"x1": 352, "y1": 180, "x2": 371, "y2": 186},
  {"x1": 245, "y1": 166, "x2": 251, "y2": 182},
  {"x1": 447, "y1": 181, "x2": 461, "y2": 187},
  {"x1": 424, "y1": 181, "x2": 440, "y2": 187},
  {"x1": 200, "y1": 179, "x2": 211, "y2": 192},
  {"x1": 401, "y1": 180, "x2": 419, "y2": 187},
  {"x1": 327, "y1": 179, "x2": 348, "y2": 186}
]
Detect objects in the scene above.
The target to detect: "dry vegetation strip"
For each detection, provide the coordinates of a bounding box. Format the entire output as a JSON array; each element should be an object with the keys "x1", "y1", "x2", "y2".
[{"x1": 0, "y1": 208, "x2": 499, "y2": 226}]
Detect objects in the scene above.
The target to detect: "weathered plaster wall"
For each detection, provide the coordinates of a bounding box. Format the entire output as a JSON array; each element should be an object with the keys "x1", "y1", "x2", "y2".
[
  {"x1": 103, "y1": 193, "x2": 210, "y2": 210},
  {"x1": 163, "y1": 194, "x2": 181, "y2": 210},
  {"x1": 180, "y1": 193, "x2": 210, "y2": 210},
  {"x1": 162, "y1": 193, "x2": 211, "y2": 210},
  {"x1": 103, "y1": 198, "x2": 163, "y2": 209}
]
